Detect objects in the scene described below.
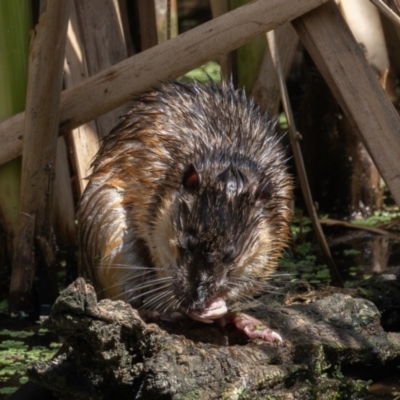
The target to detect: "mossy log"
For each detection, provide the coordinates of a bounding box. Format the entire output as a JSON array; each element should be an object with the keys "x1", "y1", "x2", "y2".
[{"x1": 25, "y1": 278, "x2": 400, "y2": 399}]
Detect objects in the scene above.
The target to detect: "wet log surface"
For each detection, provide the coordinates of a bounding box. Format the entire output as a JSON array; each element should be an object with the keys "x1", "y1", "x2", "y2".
[{"x1": 27, "y1": 278, "x2": 400, "y2": 399}]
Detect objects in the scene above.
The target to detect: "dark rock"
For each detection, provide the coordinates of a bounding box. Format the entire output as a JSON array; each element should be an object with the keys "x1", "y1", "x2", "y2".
[{"x1": 26, "y1": 278, "x2": 400, "y2": 399}]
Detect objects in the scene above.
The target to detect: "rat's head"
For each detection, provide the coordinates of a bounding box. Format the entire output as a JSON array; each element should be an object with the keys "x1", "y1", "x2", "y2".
[{"x1": 153, "y1": 151, "x2": 292, "y2": 319}]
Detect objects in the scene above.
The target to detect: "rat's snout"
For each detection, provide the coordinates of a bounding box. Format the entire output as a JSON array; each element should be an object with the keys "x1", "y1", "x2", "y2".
[
  {"x1": 184, "y1": 273, "x2": 230, "y2": 323},
  {"x1": 188, "y1": 269, "x2": 224, "y2": 309}
]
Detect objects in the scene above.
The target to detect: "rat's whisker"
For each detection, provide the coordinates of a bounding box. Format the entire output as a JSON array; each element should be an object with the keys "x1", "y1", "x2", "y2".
[
  {"x1": 124, "y1": 276, "x2": 173, "y2": 290},
  {"x1": 141, "y1": 289, "x2": 174, "y2": 311},
  {"x1": 89, "y1": 263, "x2": 155, "y2": 271},
  {"x1": 123, "y1": 283, "x2": 171, "y2": 303},
  {"x1": 97, "y1": 272, "x2": 159, "y2": 295},
  {"x1": 161, "y1": 296, "x2": 180, "y2": 315}
]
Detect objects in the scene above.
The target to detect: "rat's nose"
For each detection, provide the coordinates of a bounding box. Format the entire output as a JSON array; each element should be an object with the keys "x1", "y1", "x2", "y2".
[{"x1": 196, "y1": 285, "x2": 207, "y2": 305}]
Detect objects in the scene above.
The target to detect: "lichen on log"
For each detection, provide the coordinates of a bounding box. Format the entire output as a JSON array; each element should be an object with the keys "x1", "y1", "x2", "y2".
[{"x1": 27, "y1": 278, "x2": 400, "y2": 399}]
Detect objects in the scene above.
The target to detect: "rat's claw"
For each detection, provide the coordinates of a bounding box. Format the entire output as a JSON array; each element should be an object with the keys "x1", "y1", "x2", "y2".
[{"x1": 243, "y1": 325, "x2": 283, "y2": 343}]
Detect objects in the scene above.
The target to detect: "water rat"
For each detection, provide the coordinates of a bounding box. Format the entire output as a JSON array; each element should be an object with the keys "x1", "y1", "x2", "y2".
[{"x1": 78, "y1": 81, "x2": 293, "y2": 342}]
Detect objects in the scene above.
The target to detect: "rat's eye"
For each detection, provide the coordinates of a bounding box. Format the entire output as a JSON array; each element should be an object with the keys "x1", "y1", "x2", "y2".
[
  {"x1": 255, "y1": 180, "x2": 274, "y2": 204},
  {"x1": 182, "y1": 163, "x2": 200, "y2": 191}
]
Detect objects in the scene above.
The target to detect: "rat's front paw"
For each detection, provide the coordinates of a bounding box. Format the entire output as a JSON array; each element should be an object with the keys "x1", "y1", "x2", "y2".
[{"x1": 225, "y1": 312, "x2": 283, "y2": 343}]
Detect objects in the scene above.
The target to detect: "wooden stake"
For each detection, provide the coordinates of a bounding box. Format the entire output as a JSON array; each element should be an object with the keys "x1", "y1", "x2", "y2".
[
  {"x1": 10, "y1": 0, "x2": 71, "y2": 312},
  {"x1": 0, "y1": 0, "x2": 330, "y2": 166}
]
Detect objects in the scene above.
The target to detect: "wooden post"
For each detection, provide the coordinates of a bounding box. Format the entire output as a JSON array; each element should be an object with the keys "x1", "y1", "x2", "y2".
[{"x1": 10, "y1": 0, "x2": 71, "y2": 312}]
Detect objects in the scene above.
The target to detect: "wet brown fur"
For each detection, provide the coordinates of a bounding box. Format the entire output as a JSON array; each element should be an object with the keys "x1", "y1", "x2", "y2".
[{"x1": 78, "y1": 81, "x2": 293, "y2": 314}]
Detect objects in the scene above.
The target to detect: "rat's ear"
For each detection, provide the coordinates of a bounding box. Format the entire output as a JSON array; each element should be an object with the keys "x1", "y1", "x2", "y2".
[
  {"x1": 255, "y1": 180, "x2": 273, "y2": 204},
  {"x1": 182, "y1": 164, "x2": 200, "y2": 191}
]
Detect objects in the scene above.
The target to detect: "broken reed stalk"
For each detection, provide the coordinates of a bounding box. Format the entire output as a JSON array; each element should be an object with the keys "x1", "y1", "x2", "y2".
[
  {"x1": 10, "y1": 0, "x2": 72, "y2": 312},
  {"x1": 251, "y1": 23, "x2": 299, "y2": 116},
  {"x1": 292, "y1": 1, "x2": 400, "y2": 210},
  {"x1": 266, "y1": 30, "x2": 343, "y2": 287},
  {"x1": 0, "y1": 0, "x2": 330, "y2": 167},
  {"x1": 320, "y1": 218, "x2": 400, "y2": 241}
]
